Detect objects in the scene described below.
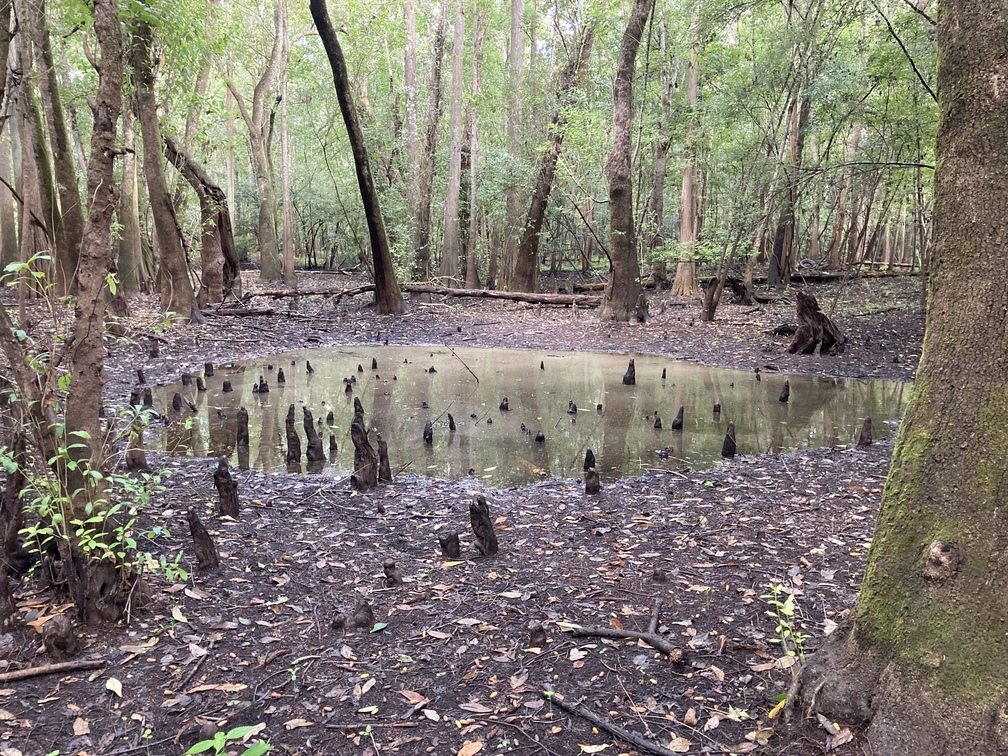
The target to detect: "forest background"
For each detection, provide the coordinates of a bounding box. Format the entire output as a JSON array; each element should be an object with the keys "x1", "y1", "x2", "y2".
[{"x1": 0, "y1": 0, "x2": 937, "y2": 306}]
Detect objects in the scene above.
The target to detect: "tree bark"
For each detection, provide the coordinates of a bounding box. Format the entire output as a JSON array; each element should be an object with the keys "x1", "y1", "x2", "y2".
[
  {"x1": 791, "y1": 5, "x2": 1008, "y2": 752},
  {"x1": 500, "y1": 0, "x2": 524, "y2": 292},
  {"x1": 599, "y1": 0, "x2": 654, "y2": 322},
  {"x1": 130, "y1": 20, "x2": 202, "y2": 323},
  {"x1": 511, "y1": 24, "x2": 595, "y2": 293},
  {"x1": 279, "y1": 0, "x2": 295, "y2": 286},
  {"x1": 116, "y1": 113, "x2": 149, "y2": 292},
  {"x1": 310, "y1": 0, "x2": 404, "y2": 315}
]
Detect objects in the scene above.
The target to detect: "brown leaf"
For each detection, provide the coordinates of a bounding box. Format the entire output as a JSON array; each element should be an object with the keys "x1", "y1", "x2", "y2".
[
  {"x1": 73, "y1": 717, "x2": 90, "y2": 736},
  {"x1": 457, "y1": 740, "x2": 484, "y2": 756}
]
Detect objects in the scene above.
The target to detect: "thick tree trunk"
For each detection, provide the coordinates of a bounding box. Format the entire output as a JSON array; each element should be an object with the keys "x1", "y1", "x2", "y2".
[
  {"x1": 411, "y1": 4, "x2": 447, "y2": 282},
  {"x1": 279, "y1": 0, "x2": 295, "y2": 286},
  {"x1": 599, "y1": 0, "x2": 654, "y2": 322},
  {"x1": 511, "y1": 25, "x2": 595, "y2": 293},
  {"x1": 25, "y1": 0, "x2": 85, "y2": 296},
  {"x1": 163, "y1": 137, "x2": 241, "y2": 306},
  {"x1": 791, "y1": 6, "x2": 1008, "y2": 753},
  {"x1": 311, "y1": 0, "x2": 404, "y2": 315},
  {"x1": 130, "y1": 21, "x2": 202, "y2": 323}
]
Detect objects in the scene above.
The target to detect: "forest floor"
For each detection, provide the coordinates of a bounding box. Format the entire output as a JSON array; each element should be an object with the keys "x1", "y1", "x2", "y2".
[{"x1": 0, "y1": 272, "x2": 925, "y2": 756}]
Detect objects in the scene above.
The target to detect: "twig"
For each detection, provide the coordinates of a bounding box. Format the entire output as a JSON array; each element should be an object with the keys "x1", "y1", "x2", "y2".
[
  {"x1": 0, "y1": 659, "x2": 105, "y2": 683},
  {"x1": 446, "y1": 346, "x2": 479, "y2": 384},
  {"x1": 543, "y1": 691, "x2": 682, "y2": 756},
  {"x1": 571, "y1": 600, "x2": 683, "y2": 661}
]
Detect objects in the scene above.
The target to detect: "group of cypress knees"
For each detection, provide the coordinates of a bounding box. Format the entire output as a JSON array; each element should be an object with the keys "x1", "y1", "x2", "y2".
[{"x1": 154, "y1": 355, "x2": 875, "y2": 578}]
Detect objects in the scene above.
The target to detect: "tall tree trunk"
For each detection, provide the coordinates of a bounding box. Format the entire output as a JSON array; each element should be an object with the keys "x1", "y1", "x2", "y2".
[
  {"x1": 310, "y1": 0, "x2": 404, "y2": 315},
  {"x1": 645, "y1": 19, "x2": 671, "y2": 254},
  {"x1": 164, "y1": 136, "x2": 241, "y2": 306},
  {"x1": 116, "y1": 112, "x2": 147, "y2": 292},
  {"x1": 130, "y1": 20, "x2": 202, "y2": 323},
  {"x1": 511, "y1": 24, "x2": 595, "y2": 293},
  {"x1": 599, "y1": 0, "x2": 654, "y2": 322},
  {"x1": 17, "y1": 87, "x2": 55, "y2": 290},
  {"x1": 412, "y1": 2, "x2": 447, "y2": 281},
  {"x1": 279, "y1": 0, "x2": 295, "y2": 285},
  {"x1": 826, "y1": 122, "x2": 860, "y2": 268},
  {"x1": 769, "y1": 94, "x2": 810, "y2": 287},
  {"x1": 793, "y1": 5, "x2": 1008, "y2": 752},
  {"x1": 500, "y1": 0, "x2": 524, "y2": 292},
  {"x1": 438, "y1": 0, "x2": 465, "y2": 286},
  {"x1": 671, "y1": 1, "x2": 701, "y2": 297},
  {"x1": 24, "y1": 0, "x2": 84, "y2": 296},
  {"x1": 0, "y1": 0, "x2": 16, "y2": 268},
  {"x1": 227, "y1": 0, "x2": 283, "y2": 281},
  {"x1": 464, "y1": 0, "x2": 483, "y2": 289}
]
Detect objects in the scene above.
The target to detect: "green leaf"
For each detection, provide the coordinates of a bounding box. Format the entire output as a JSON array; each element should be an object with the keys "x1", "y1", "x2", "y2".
[
  {"x1": 224, "y1": 725, "x2": 260, "y2": 740},
  {"x1": 184, "y1": 739, "x2": 217, "y2": 755},
  {"x1": 370, "y1": 622, "x2": 388, "y2": 633},
  {"x1": 242, "y1": 743, "x2": 271, "y2": 756}
]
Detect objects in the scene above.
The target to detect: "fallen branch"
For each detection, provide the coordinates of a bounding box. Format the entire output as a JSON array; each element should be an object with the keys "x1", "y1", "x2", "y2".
[
  {"x1": 543, "y1": 690, "x2": 683, "y2": 756},
  {"x1": 571, "y1": 599, "x2": 684, "y2": 661},
  {"x1": 241, "y1": 284, "x2": 375, "y2": 303},
  {"x1": 404, "y1": 284, "x2": 601, "y2": 307},
  {"x1": 205, "y1": 308, "x2": 275, "y2": 317},
  {"x1": 0, "y1": 658, "x2": 105, "y2": 683}
]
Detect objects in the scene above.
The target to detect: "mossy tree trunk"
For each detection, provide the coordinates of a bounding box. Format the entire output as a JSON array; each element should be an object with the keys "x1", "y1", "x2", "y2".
[
  {"x1": 599, "y1": 0, "x2": 653, "y2": 322},
  {"x1": 792, "y1": 4, "x2": 1008, "y2": 752}
]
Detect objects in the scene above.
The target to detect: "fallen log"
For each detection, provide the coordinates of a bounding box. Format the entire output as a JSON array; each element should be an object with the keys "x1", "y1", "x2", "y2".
[{"x1": 404, "y1": 284, "x2": 601, "y2": 307}]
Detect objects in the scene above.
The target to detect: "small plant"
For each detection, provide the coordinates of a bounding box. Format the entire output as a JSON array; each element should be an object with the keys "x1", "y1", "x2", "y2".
[
  {"x1": 185, "y1": 724, "x2": 272, "y2": 756},
  {"x1": 761, "y1": 582, "x2": 811, "y2": 666}
]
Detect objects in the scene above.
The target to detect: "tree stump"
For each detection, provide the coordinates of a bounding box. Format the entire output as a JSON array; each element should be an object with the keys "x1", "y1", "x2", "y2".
[
  {"x1": 787, "y1": 291, "x2": 846, "y2": 355},
  {"x1": 213, "y1": 458, "x2": 239, "y2": 518},
  {"x1": 222, "y1": 379, "x2": 233, "y2": 393},
  {"x1": 857, "y1": 417, "x2": 873, "y2": 448},
  {"x1": 196, "y1": 376, "x2": 206, "y2": 392},
  {"x1": 377, "y1": 433, "x2": 392, "y2": 482},
  {"x1": 423, "y1": 419, "x2": 433, "y2": 445},
  {"x1": 448, "y1": 413, "x2": 456, "y2": 431},
  {"x1": 779, "y1": 380, "x2": 790, "y2": 403},
  {"x1": 499, "y1": 397, "x2": 509, "y2": 411},
  {"x1": 143, "y1": 387, "x2": 153, "y2": 408},
  {"x1": 469, "y1": 495, "x2": 499, "y2": 556},
  {"x1": 236, "y1": 407, "x2": 250, "y2": 447},
  {"x1": 329, "y1": 435, "x2": 337, "y2": 458},
  {"x1": 43, "y1": 614, "x2": 77, "y2": 659},
  {"x1": 277, "y1": 367, "x2": 285, "y2": 384},
  {"x1": 383, "y1": 558, "x2": 403, "y2": 587},
  {"x1": 653, "y1": 414, "x2": 662, "y2": 430},
  {"x1": 326, "y1": 410, "x2": 334, "y2": 427},
  {"x1": 257, "y1": 376, "x2": 269, "y2": 393},
  {"x1": 622, "y1": 358, "x2": 636, "y2": 385},
  {"x1": 351, "y1": 402, "x2": 378, "y2": 491},
  {"x1": 181, "y1": 371, "x2": 192, "y2": 386},
  {"x1": 584, "y1": 449, "x2": 596, "y2": 471},
  {"x1": 721, "y1": 421, "x2": 736, "y2": 459},
  {"x1": 186, "y1": 506, "x2": 220, "y2": 570},
  {"x1": 204, "y1": 362, "x2": 214, "y2": 377},
  {"x1": 585, "y1": 467, "x2": 601, "y2": 495},
  {"x1": 439, "y1": 532, "x2": 461, "y2": 558},
  {"x1": 172, "y1": 393, "x2": 182, "y2": 412},
  {"x1": 303, "y1": 407, "x2": 326, "y2": 463},
  {"x1": 371, "y1": 357, "x2": 378, "y2": 370},
  {"x1": 285, "y1": 404, "x2": 302, "y2": 464}
]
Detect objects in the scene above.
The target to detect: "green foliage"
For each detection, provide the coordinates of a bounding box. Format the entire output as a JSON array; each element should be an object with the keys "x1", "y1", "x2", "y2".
[
  {"x1": 761, "y1": 582, "x2": 810, "y2": 667},
  {"x1": 184, "y1": 724, "x2": 272, "y2": 756}
]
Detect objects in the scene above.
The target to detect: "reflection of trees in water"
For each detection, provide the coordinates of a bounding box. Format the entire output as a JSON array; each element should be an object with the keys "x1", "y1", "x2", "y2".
[{"x1": 153, "y1": 348, "x2": 910, "y2": 484}]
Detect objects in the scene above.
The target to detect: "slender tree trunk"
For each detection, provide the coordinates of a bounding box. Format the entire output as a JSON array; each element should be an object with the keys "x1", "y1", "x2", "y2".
[
  {"x1": 769, "y1": 95, "x2": 810, "y2": 286},
  {"x1": 599, "y1": 0, "x2": 654, "y2": 322},
  {"x1": 17, "y1": 87, "x2": 54, "y2": 290},
  {"x1": 116, "y1": 112, "x2": 147, "y2": 292},
  {"x1": 501, "y1": 0, "x2": 524, "y2": 291},
  {"x1": 25, "y1": 0, "x2": 84, "y2": 296},
  {"x1": 412, "y1": 2, "x2": 447, "y2": 281},
  {"x1": 793, "y1": 7, "x2": 1008, "y2": 752},
  {"x1": 130, "y1": 20, "x2": 202, "y2": 322},
  {"x1": 671, "y1": 2, "x2": 701, "y2": 297},
  {"x1": 826, "y1": 122, "x2": 860, "y2": 268},
  {"x1": 0, "y1": 127, "x2": 16, "y2": 268},
  {"x1": 645, "y1": 21, "x2": 671, "y2": 254},
  {"x1": 310, "y1": 0, "x2": 404, "y2": 315},
  {"x1": 464, "y1": 0, "x2": 483, "y2": 289},
  {"x1": 227, "y1": 0, "x2": 283, "y2": 281},
  {"x1": 512, "y1": 25, "x2": 595, "y2": 292},
  {"x1": 438, "y1": 0, "x2": 465, "y2": 286},
  {"x1": 279, "y1": 0, "x2": 295, "y2": 285}
]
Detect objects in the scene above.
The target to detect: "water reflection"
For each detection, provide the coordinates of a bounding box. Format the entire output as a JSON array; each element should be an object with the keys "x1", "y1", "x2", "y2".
[{"x1": 151, "y1": 347, "x2": 909, "y2": 486}]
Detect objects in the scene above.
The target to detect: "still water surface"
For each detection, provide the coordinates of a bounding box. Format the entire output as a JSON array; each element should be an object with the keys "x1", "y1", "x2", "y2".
[{"x1": 153, "y1": 347, "x2": 909, "y2": 485}]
